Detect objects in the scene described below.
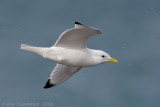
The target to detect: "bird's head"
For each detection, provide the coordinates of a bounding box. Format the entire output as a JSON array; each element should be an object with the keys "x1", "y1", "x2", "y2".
[{"x1": 92, "y1": 50, "x2": 118, "y2": 65}]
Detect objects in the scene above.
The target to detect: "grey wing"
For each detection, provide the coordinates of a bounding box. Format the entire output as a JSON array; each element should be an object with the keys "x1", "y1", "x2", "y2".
[
  {"x1": 53, "y1": 22, "x2": 101, "y2": 49},
  {"x1": 43, "y1": 63, "x2": 82, "y2": 89}
]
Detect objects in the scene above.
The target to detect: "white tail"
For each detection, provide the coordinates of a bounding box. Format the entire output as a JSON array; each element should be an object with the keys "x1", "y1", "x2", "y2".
[
  {"x1": 21, "y1": 44, "x2": 30, "y2": 49},
  {"x1": 21, "y1": 44, "x2": 35, "y2": 51},
  {"x1": 20, "y1": 44, "x2": 44, "y2": 55}
]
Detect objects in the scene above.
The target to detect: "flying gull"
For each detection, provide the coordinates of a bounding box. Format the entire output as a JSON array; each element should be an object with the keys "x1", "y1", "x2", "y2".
[{"x1": 21, "y1": 22, "x2": 118, "y2": 89}]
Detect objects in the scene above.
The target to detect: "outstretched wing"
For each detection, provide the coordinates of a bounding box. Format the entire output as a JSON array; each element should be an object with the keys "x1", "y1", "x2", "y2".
[
  {"x1": 53, "y1": 22, "x2": 102, "y2": 49},
  {"x1": 43, "y1": 63, "x2": 82, "y2": 88}
]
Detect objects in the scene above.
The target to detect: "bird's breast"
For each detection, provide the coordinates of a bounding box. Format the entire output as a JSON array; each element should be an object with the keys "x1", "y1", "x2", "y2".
[{"x1": 44, "y1": 47, "x2": 95, "y2": 67}]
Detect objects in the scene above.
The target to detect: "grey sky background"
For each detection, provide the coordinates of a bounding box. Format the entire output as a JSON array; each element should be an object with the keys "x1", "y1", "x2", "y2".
[{"x1": 0, "y1": 0, "x2": 160, "y2": 107}]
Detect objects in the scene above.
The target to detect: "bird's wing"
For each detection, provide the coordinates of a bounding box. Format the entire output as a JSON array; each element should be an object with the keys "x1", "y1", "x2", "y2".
[
  {"x1": 53, "y1": 22, "x2": 102, "y2": 49},
  {"x1": 43, "y1": 63, "x2": 82, "y2": 88}
]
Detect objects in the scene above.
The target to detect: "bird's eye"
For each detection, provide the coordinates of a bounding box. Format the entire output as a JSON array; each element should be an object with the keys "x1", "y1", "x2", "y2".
[{"x1": 102, "y1": 55, "x2": 105, "y2": 58}]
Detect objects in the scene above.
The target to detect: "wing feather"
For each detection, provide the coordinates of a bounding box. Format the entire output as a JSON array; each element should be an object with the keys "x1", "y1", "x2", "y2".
[
  {"x1": 53, "y1": 22, "x2": 101, "y2": 49},
  {"x1": 43, "y1": 63, "x2": 82, "y2": 88}
]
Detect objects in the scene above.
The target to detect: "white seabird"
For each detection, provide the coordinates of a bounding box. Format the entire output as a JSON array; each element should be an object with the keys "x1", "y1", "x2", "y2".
[{"x1": 21, "y1": 22, "x2": 118, "y2": 89}]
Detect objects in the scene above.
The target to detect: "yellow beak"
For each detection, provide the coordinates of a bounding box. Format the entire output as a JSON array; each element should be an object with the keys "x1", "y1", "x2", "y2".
[{"x1": 108, "y1": 58, "x2": 118, "y2": 63}]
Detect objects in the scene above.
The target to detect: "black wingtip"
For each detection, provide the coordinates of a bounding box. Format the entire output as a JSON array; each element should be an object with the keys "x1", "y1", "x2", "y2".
[
  {"x1": 75, "y1": 22, "x2": 82, "y2": 25},
  {"x1": 43, "y1": 79, "x2": 55, "y2": 89}
]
